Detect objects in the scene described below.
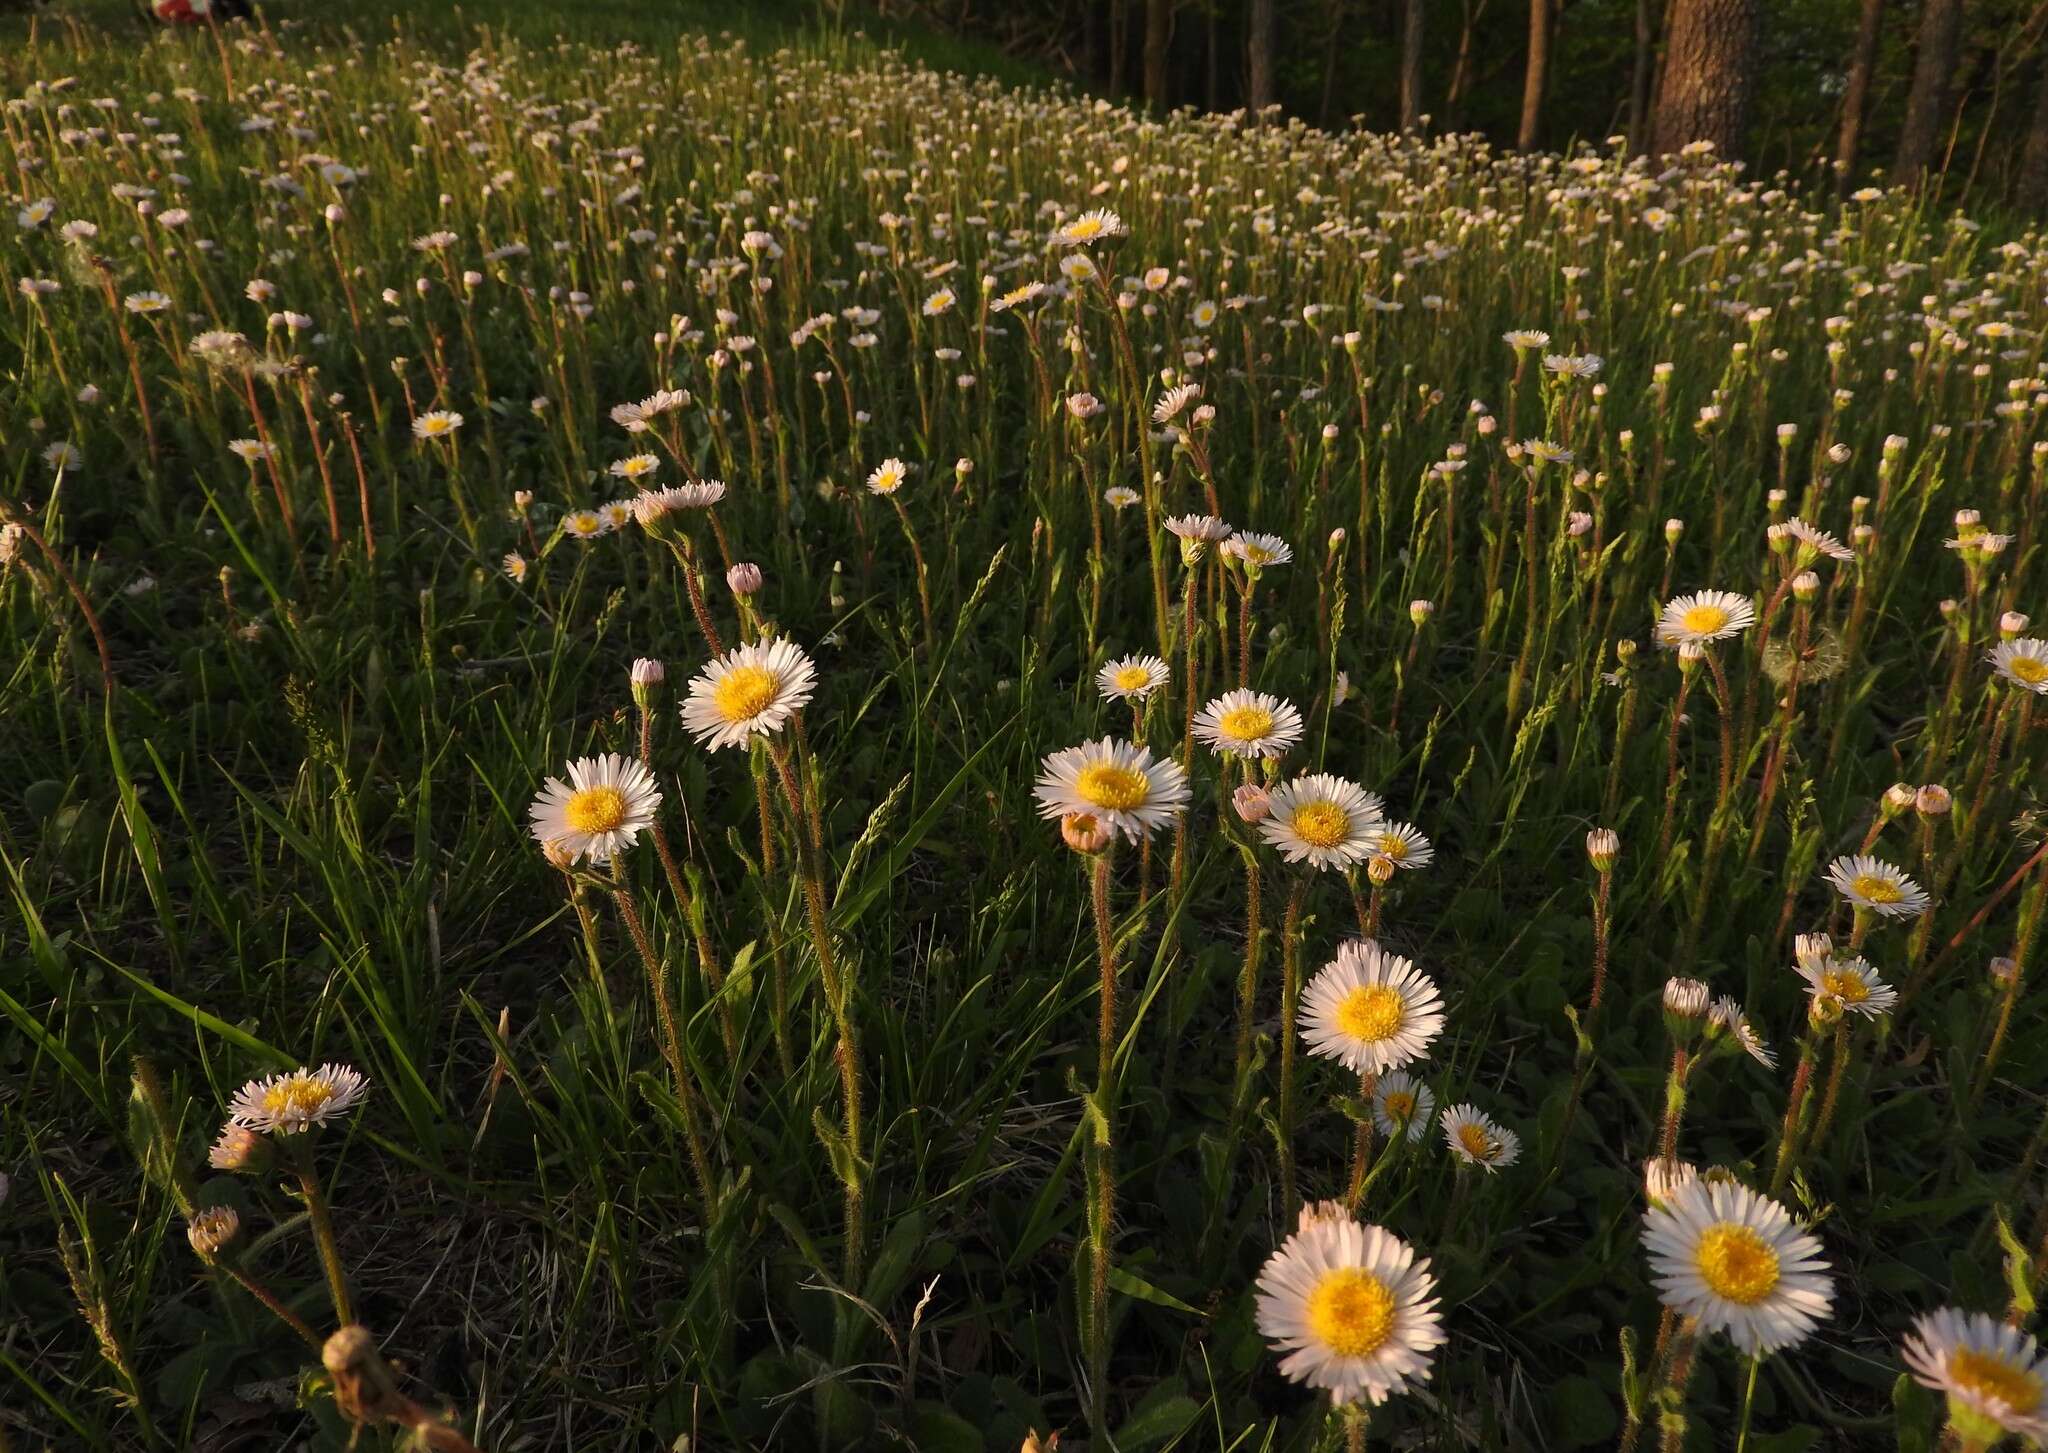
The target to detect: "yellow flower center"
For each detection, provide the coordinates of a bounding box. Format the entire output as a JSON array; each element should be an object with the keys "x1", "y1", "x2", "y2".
[
  {"x1": 1457, "y1": 1123, "x2": 1495, "y2": 1160},
  {"x1": 1304, "y1": 1268, "x2": 1397, "y2": 1359},
  {"x1": 1074, "y1": 763, "x2": 1150, "y2": 812},
  {"x1": 1335, "y1": 985, "x2": 1404, "y2": 1043},
  {"x1": 1948, "y1": 1348, "x2": 2043, "y2": 1415},
  {"x1": 713, "y1": 664, "x2": 780, "y2": 724},
  {"x1": 422, "y1": 417, "x2": 452, "y2": 435},
  {"x1": 2010, "y1": 656, "x2": 2048, "y2": 685},
  {"x1": 1680, "y1": 604, "x2": 1730, "y2": 636},
  {"x1": 1114, "y1": 666, "x2": 1153, "y2": 692},
  {"x1": 1217, "y1": 705, "x2": 1275, "y2": 741},
  {"x1": 564, "y1": 784, "x2": 629, "y2": 834},
  {"x1": 1290, "y1": 800, "x2": 1351, "y2": 849},
  {"x1": 1821, "y1": 969, "x2": 1870, "y2": 1003},
  {"x1": 1693, "y1": 1223, "x2": 1781, "y2": 1306},
  {"x1": 1375, "y1": 833, "x2": 1409, "y2": 862},
  {"x1": 1067, "y1": 217, "x2": 1103, "y2": 240},
  {"x1": 1383, "y1": 1091, "x2": 1415, "y2": 1121},
  {"x1": 261, "y1": 1076, "x2": 335, "y2": 1121},
  {"x1": 1851, "y1": 874, "x2": 1903, "y2": 904}
]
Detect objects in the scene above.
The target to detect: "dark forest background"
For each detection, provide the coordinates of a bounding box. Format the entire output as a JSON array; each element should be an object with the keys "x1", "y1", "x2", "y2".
[{"x1": 851, "y1": 0, "x2": 2048, "y2": 209}]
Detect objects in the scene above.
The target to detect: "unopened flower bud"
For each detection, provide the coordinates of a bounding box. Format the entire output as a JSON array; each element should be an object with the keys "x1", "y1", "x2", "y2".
[
  {"x1": 1792, "y1": 570, "x2": 1819, "y2": 602},
  {"x1": 727, "y1": 562, "x2": 763, "y2": 596},
  {"x1": 630, "y1": 657, "x2": 665, "y2": 709},
  {"x1": 1586, "y1": 828, "x2": 1619, "y2": 872},
  {"x1": 1794, "y1": 932, "x2": 1833, "y2": 971},
  {"x1": 1662, "y1": 977, "x2": 1711, "y2": 1041},
  {"x1": 1882, "y1": 783, "x2": 1917, "y2": 818},
  {"x1": 1233, "y1": 783, "x2": 1272, "y2": 824},
  {"x1": 2002, "y1": 611, "x2": 2030, "y2": 638},
  {"x1": 1991, "y1": 955, "x2": 2020, "y2": 988},
  {"x1": 1366, "y1": 853, "x2": 1397, "y2": 885},
  {"x1": 1915, "y1": 784, "x2": 1952, "y2": 817},
  {"x1": 1061, "y1": 812, "x2": 1111, "y2": 855},
  {"x1": 1409, "y1": 599, "x2": 1435, "y2": 627},
  {"x1": 207, "y1": 1124, "x2": 270, "y2": 1173},
  {"x1": 1664, "y1": 518, "x2": 1685, "y2": 546},
  {"x1": 187, "y1": 1206, "x2": 241, "y2": 1261}
]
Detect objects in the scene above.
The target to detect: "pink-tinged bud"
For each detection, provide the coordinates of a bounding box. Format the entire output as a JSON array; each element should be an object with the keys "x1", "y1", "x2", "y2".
[
  {"x1": 1061, "y1": 812, "x2": 1111, "y2": 855},
  {"x1": 1664, "y1": 518, "x2": 1685, "y2": 545},
  {"x1": 1409, "y1": 599, "x2": 1435, "y2": 626},
  {"x1": 1065, "y1": 392, "x2": 1103, "y2": 420},
  {"x1": 1366, "y1": 853, "x2": 1397, "y2": 885},
  {"x1": 1233, "y1": 784, "x2": 1272, "y2": 824},
  {"x1": 1792, "y1": 571, "x2": 1819, "y2": 602},
  {"x1": 1914, "y1": 784, "x2": 1952, "y2": 817},
  {"x1": 186, "y1": 1206, "x2": 241, "y2": 1260},
  {"x1": 1882, "y1": 782, "x2": 1917, "y2": 818},
  {"x1": 207, "y1": 1124, "x2": 270, "y2": 1173},
  {"x1": 630, "y1": 657, "x2": 665, "y2": 709},
  {"x1": 1991, "y1": 955, "x2": 2020, "y2": 987},
  {"x1": 2002, "y1": 611, "x2": 2030, "y2": 638},
  {"x1": 727, "y1": 562, "x2": 763, "y2": 596},
  {"x1": 1586, "y1": 828, "x2": 1619, "y2": 871}
]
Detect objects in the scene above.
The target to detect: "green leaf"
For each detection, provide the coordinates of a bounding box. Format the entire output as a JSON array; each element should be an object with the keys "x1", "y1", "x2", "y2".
[
  {"x1": 906, "y1": 1401, "x2": 983, "y2": 1453},
  {"x1": 1107, "y1": 1264, "x2": 1202, "y2": 1316},
  {"x1": 1111, "y1": 1390, "x2": 1198, "y2": 1449}
]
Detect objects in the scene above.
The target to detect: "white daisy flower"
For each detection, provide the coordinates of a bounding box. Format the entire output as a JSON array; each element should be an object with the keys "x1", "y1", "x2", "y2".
[
  {"x1": 1253, "y1": 1213, "x2": 1446, "y2": 1406},
  {"x1": 562, "y1": 509, "x2": 609, "y2": 539},
  {"x1": 226, "y1": 1063, "x2": 370, "y2": 1135},
  {"x1": 1033, "y1": 737, "x2": 1191, "y2": 843},
  {"x1": 1708, "y1": 997, "x2": 1776, "y2": 1067},
  {"x1": 411, "y1": 409, "x2": 464, "y2": 440},
  {"x1": 1901, "y1": 1307, "x2": 2048, "y2": 1441},
  {"x1": 1641, "y1": 1179, "x2": 1833, "y2": 1355},
  {"x1": 527, "y1": 752, "x2": 662, "y2": 863},
  {"x1": 1825, "y1": 854, "x2": 1931, "y2": 918},
  {"x1": 1259, "y1": 773, "x2": 1385, "y2": 871},
  {"x1": 1052, "y1": 208, "x2": 1126, "y2": 248},
  {"x1": 1989, "y1": 638, "x2": 2048, "y2": 694},
  {"x1": 1221, "y1": 531, "x2": 1293, "y2": 570},
  {"x1": 1440, "y1": 1104, "x2": 1521, "y2": 1172},
  {"x1": 1366, "y1": 821, "x2": 1434, "y2": 871},
  {"x1": 867, "y1": 457, "x2": 909, "y2": 496},
  {"x1": 608, "y1": 453, "x2": 661, "y2": 481},
  {"x1": 1103, "y1": 486, "x2": 1141, "y2": 511},
  {"x1": 1372, "y1": 1070, "x2": 1435, "y2": 1142},
  {"x1": 1795, "y1": 954, "x2": 1898, "y2": 1017},
  {"x1": 1301, "y1": 940, "x2": 1445, "y2": 1076},
  {"x1": 680, "y1": 639, "x2": 819, "y2": 750},
  {"x1": 1097, "y1": 654, "x2": 1170, "y2": 703},
  {"x1": 1656, "y1": 589, "x2": 1757, "y2": 645},
  {"x1": 1191, "y1": 689, "x2": 1304, "y2": 760}
]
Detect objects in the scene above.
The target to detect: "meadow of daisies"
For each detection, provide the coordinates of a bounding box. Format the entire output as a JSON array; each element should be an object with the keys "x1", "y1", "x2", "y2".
[{"x1": 6, "y1": 6, "x2": 2048, "y2": 1451}]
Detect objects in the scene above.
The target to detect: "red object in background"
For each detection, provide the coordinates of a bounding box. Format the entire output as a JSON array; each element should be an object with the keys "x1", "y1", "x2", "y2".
[{"x1": 150, "y1": 0, "x2": 212, "y2": 23}]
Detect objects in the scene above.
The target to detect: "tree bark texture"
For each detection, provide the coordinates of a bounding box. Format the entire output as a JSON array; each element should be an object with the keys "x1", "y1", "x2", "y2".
[
  {"x1": 1835, "y1": 0, "x2": 1885, "y2": 193},
  {"x1": 1143, "y1": 0, "x2": 1174, "y2": 110},
  {"x1": 1399, "y1": 0, "x2": 1426, "y2": 130},
  {"x1": 1247, "y1": 0, "x2": 1275, "y2": 111},
  {"x1": 1518, "y1": 0, "x2": 1551, "y2": 149},
  {"x1": 1894, "y1": 0, "x2": 1962, "y2": 185},
  {"x1": 1649, "y1": 0, "x2": 1759, "y2": 157}
]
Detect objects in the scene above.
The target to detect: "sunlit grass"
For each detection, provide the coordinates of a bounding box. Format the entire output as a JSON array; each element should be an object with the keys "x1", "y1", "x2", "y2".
[{"x1": 3, "y1": 8, "x2": 2047, "y2": 1451}]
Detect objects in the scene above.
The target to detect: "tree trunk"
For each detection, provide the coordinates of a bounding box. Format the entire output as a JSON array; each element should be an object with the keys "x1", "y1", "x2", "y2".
[
  {"x1": 1399, "y1": 0, "x2": 1426, "y2": 130},
  {"x1": 1248, "y1": 0, "x2": 1275, "y2": 111},
  {"x1": 1895, "y1": 0, "x2": 1962, "y2": 185},
  {"x1": 1446, "y1": 0, "x2": 1488, "y2": 131},
  {"x1": 1143, "y1": 0, "x2": 1174, "y2": 109},
  {"x1": 1318, "y1": 0, "x2": 1346, "y2": 126},
  {"x1": 1649, "y1": 0, "x2": 1759, "y2": 157},
  {"x1": 2020, "y1": 46, "x2": 2048, "y2": 211},
  {"x1": 1109, "y1": 0, "x2": 1128, "y2": 95},
  {"x1": 1835, "y1": 0, "x2": 1885, "y2": 193},
  {"x1": 1517, "y1": 0, "x2": 1550, "y2": 149},
  {"x1": 1627, "y1": 0, "x2": 1658, "y2": 152}
]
